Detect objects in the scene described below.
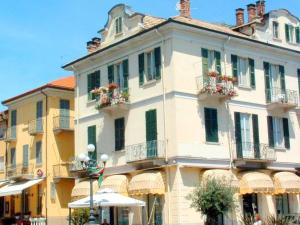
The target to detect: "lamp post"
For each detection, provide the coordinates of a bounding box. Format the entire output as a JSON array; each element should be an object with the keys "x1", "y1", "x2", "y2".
[{"x1": 78, "y1": 144, "x2": 108, "y2": 225}]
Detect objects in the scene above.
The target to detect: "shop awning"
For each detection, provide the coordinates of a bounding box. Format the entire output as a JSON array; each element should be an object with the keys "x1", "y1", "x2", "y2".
[
  {"x1": 240, "y1": 172, "x2": 274, "y2": 195},
  {"x1": 68, "y1": 188, "x2": 145, "y2": 208},
  {"x1": 202, "y1": 169, "x2": 239, "y2": 189},
  {"x1": 71, "y1": 180, "x2": 99, "y2": 200},
  {"x1": 0, "y1": 181, "x2": 8, "y2": 187},
  {"x1": 273, "y1": 172, "x2": 300, "y2": 194},
  {"x1": 0, "y1": 179, "x2": 43, "y2": 197},
  {"x1": 128, "y1": 171, "x2": 165, "y2": 195},
  {"x1": 100, "y1": 175, "x2": 128, "y2": 195}
]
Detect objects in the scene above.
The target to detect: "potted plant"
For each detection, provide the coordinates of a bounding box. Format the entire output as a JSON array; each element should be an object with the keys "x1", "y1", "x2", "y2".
[{"x1": 208, "y1": 70, "x2": 218, "y2": 78}]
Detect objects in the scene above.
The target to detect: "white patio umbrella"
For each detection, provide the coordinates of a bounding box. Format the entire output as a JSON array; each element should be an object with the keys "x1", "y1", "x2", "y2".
[{"x1": 68, "y1": 188, "x2": 145, "y2": 208}]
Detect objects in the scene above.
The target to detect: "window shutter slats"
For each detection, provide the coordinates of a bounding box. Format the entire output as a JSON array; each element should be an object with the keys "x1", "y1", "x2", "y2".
[
  {"x1": 146, "y1": 110, "x2": 157, "y2": 142},
  {"x1": 138, "y1": 53, "x2": 145, "y2": 86},
  {"x1": 23, "y1": 145, "x2": 29, "y2": 167},
  {"x1": 264, "y1": 62, "x2": 271, "y2": 102},
  {"x1": 95, "y1": 70, "x2": 101, "y2": 88},
  {"x1": 108, "y1": 65, "x2": 114, "y2": 84},
  {"x1": 122, "y1": 59, "x2": 129, "y2": 89},
  {"x1": 279, "y1": 65, "x2": 286, "y2": 93},
  {"x1": 234, "y1": 112, "x2": 242, "y2": 158},
  {"x1": 282, "y1": 118, "x2": 290, "y2": 149},
  {"x1": 285, "y1": 24, "x2": 290, "y2": 42},
  {"x1": 214, "y1": 51, "x2": 222, "y2": 75},
  {"x1": 231, "y1": 55, "x2": 238, "y2": 81},
  {"x1": 296, "y1": 27, "x2": 300, "y2": 43},
  {"x1": 115, "y1": 118, "x2": 125, "y2": 151},
  {"x1": 88, "y1": 125, "x2": 97, "y2": 160},
  {"x1": 252, "y1": 114, "x2": 260, "y2": 159},
  {"x1": 154, "y1": 47, "x2": 161, "y2": 80},
  {"x1": 249, "y1": 58, "x2": 256, "y2": 89},
  {"x1": 204, "y1": 108, "x2": 218, "y2": 143},
  {"x1": 298, "y1": 69, "x2": 300, "y2": 96},
  {"x1": 201, "y1": 48, "x2": 209, "y2": 79},
  {"x1": 267, "y1": 116, "x2": 274, "y2": 148}
]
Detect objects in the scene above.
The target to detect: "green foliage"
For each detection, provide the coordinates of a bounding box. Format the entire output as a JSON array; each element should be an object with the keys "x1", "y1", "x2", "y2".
[
  {"x1": 241, "y1": 215, "x2": 256, "y2": 225},
  {"x1": 187, "y1": 177, "x2": 236, "y2": 222},
  {"x1": 68, "y1": 208, "x2": 90, "y2": 225},
  {"x1": 265, "y1": 215, "x2": 294, "y2": 225}
]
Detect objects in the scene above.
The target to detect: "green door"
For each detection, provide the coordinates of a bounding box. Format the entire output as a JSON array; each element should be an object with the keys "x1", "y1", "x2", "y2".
[
  {"x1": 146, "y1": 110, "x2": 157, "y2": 158},
  {"x1": 60, "y1": 100, "x2": 70, "y2": 129}
]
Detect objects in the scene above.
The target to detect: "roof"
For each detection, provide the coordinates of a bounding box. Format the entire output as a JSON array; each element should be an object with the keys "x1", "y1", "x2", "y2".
[
  {"x1": 142, "y1": 15, "x2": 166, "y2": 29},
  {"x1": 2, "y1": 76, "x2": 75, "y2": 105}
]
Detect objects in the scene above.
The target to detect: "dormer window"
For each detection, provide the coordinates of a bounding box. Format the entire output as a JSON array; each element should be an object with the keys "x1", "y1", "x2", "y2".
[
  {"x1": 115, "y1": 17, "x2": 123, "y2": 34},
  {"x1": 272, "y1": 21, "x2": 279, "y2": 39},
  {"x1": 285, "y1": 24, "x2": 294, "y2": 43},
  {"x1": 296, "y1": 27, "x2": 300, "y2": 44}
]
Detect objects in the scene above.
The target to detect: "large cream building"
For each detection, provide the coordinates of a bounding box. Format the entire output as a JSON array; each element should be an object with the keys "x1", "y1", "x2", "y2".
[{"x1": 64, "y1": 1, "x2": 300, "y2": 224}]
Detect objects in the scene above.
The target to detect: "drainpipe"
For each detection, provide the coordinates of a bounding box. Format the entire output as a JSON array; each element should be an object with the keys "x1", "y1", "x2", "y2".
[
  {"x1": 155, "y1": 28, "x2": 171, "y2": 225},
  {"x1": 41, "y1": 90, "x2": 48, "y2": 224},
  {"x1": 72, "y1": 66, "x2": 79, "y2": 164}
]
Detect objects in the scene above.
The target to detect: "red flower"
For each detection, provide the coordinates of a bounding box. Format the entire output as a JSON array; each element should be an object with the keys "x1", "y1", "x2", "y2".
[{"x1": 107, "y1": 83, "x2": 118, "y2": 91}]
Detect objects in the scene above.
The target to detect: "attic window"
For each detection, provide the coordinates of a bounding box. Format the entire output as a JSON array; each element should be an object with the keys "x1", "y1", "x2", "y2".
[
  {"x1": 115, "y1": 17, "x2": 123, "y2": 34},
  {"x1": 272, "y1": 21, "x2": 279, "y2": 39}
]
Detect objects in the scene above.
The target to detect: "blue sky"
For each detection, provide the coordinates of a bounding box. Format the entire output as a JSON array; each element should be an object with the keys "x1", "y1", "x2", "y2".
[{"x1": 0, "y1": 0, "x2": 299, "y2": 110}]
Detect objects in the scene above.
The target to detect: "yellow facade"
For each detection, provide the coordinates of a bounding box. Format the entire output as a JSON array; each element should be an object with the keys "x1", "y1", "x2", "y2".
[{"x1": 1, "y1": 79, "x2": 75, "y2": 225}]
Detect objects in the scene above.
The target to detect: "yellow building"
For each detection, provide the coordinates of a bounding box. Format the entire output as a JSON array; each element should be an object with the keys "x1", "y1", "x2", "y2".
[{"x1": 0, "y1": 76, "x2": 75, "y2": 225}]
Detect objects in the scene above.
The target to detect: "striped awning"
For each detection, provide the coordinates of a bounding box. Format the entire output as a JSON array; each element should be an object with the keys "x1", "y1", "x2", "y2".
[
  {"x1": 71, "y1": 180, "x2": 99, "y2": 200},
  {"x1": 202, "y1": 169, "x2": 239, "y2": 189},
  {"x1": 240, "y1": 172, "x2": 274, "y2": 194},
  {"x1": 128, "y1": 171, "x2": 165, "y2": 195},
  {"x1": 273, "y1": 172, "x2": 300, "y2": 194},
  {"x1": 100, "y1": 175, "x2": 129, "y2": 195}
]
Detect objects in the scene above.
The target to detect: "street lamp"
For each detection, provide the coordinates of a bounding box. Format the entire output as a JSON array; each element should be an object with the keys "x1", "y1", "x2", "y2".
[{"x1": 78, "y1": 144, "x2": 108, "y2": 225}]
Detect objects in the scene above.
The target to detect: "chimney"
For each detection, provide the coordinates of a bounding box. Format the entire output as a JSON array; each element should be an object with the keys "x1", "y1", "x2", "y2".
[
  {"x1": 92, "y1": 37, "x2": 101, "y2": 48},
  {"x1": 247, "y1": 3, "x2": 256, "y2": 22},
  {"x1": 236, "y1": 8, "x2": 245, "y2": 26},
  {"x1": 180, "y1": 0, "x2": 191, "y2": 18},
  {"x1": 87, "y1": 41, "x2": 97, "y2": 53},
  {"x1": 256, "y1": 0, "x2": 265, "y2": 17}
]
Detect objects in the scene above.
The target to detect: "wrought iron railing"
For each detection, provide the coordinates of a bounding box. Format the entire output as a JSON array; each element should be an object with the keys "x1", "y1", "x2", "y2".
[
  {"x1": 233, "y1": 141, "x2": 276, "y2": 161},
  {"x1": 53, "y1": 163, "x2": 74, "y2": 178},
  {"x1": 94, "y1": 87, "x2": 130, "y2": 110},
  {"x1": 125, "y1": 140, "x2": 166, "y2": 163},
  {"x1": 6, "y1": 163, "x2": 35, "y2": 178},
  {"x1": 266, "y1": 87, "x2": 298, "y2": 106},
  {"x1": 196, "y1": 76, "x2": 237, "y2": 97},
  {"x1": 53, "y1": 116, "x2": 74, "y2": 131},
  {"x1": 28, "y1": 119, "x2": 44, "y2": 135},
  {"x1": 5, "y1": 126, "x2": 16, "y2": 141}
]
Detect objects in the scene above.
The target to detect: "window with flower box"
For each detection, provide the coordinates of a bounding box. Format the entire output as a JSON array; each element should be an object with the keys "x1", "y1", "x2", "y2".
[
  {"x1": 202, "y1": 48, "x2": 221, "y2": 80},
  {"x1": 87, "y1": 71, "x2": 101, "y2": 101}
]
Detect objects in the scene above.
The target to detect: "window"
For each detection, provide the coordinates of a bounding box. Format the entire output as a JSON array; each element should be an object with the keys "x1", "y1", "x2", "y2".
[
  {"x1": 36, "y1": 101, "x2": 43, "y2": 131},
  {"x1": 87, "y1": 71, "x2": 101, "y2": 101},
  {"x1": 0, "y1": 123, "x2": 5, "y2": 139},
  {"x1": 232, "y1": 55, "x2": 255, "y2": 88},
  {"x1": 296, "y1": 27, "x2": 300, "y2": 44},
  {"x1": 202, "y1": 48, "x2": 221, "y2": 78},
  {"x1": 268, "y1": 116, "x2": 290, "y2": 149},
  {"x1": 36, "y1": 141, "x2": 42, "y2": 165},
  {"x1": 23, "y1": 145, "x2": 29, "y2": 168},
  {"x1": 108, "y1": 59, "x2": 129, "y2": 90},
  {"x1": 115, "y1": 118, "x2": 125, "y2": 151},
  {"x1": 273, "y1": 21, "x2": 279, "y2": 39},
  {"x1": 88, "y1": 125, "x2": 97, "y2": 160},
  {"x1": 117, "y1": 207, "x2": 129, "y2": 225},
  {"x1": 138, "y1": 47, "x2": 161, "y2": 85},
  {"x1": 10, "y1": 148, "x2": 16, "y2": 167},
  {"x1": 59, "y1": 99, "x2": 70, "y2": 129},
  {"x1": 238, "y1": 57, "x2": 250, "y2": 87},
  {"x1": 243, "y1": 194, "x2": 258, "y2": 217},
  {"x1": 276, "y1": 194, "x2": 289, "y2": 215},
  {"x1": 10, "y1": 110, "x2": 17, "y2": 139},
  {"x1": 298, "y1": 69, "x2": 300, "y2": 96},
  {"x1": 115, "y1": 17, "x2": 123, "y2": 34},
  {"x1": 37, "y1": 184, "x2": 43, "y2": 215},
  {"x1": 204, "y1": 108, "x2": 218, "y2": 143},
  {"x1": 285, "y1": 24, "x2": 294, "y2": 43},
  {"x1": 146, "y1": 109, "x2": 158, "y2": 158},
  {"x1": 0, "y1": 157, "x2": 4, "y2": 172},
  {"x1": 146, "y1": 195, "x2": 163, "y2": 225}
]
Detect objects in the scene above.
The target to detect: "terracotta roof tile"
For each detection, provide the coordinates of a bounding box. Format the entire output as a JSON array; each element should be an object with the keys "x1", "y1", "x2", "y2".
[
  {"x1": 49, "y1": 75, "x2": 75, "y2": 89},
  {"x1": 143, "y1": 16, "x2": 166, "y2": 29}
]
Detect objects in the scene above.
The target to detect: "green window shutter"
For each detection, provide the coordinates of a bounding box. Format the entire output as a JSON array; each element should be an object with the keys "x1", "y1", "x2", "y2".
[
  {"x1": 298, "y1": 69, "x2": 300, "y2": 96},
  {"x1": 95, "y1": 70, "x2": 101, "y2": 88},
  {"x1": 23, "y1": 145, "x2": 29, "y2": 167},
  {"x1": 36, "y1": 101, "x2": 43, "y2": 119},
  {"x1": 87, "y1": 74, "x2": 93, "y2": 100},
  {"x1": 214, "y1": 51, "x2": 222, "y2": 75},
  {"x1": 115, "y1": 118, "x2": 125, "y2": 151},
  {"x1": 36, "y1": 141, "x2": 42, "y2": 164},
  {"x1": 11, "y1": 110, "x2": 17, "y2": 127},
  {"x1": 234, "y1": 112, "x2": 242, "y2": 158},
  {"x1": 231, "y1": 55, "x2": 238, "y2": 81},
  {"x1": 204, "y1": 108, "x2": 218, "y2": 143},
  {"x1": 296, "y1": 27, "x2": 300, "y2": 43},
  {"x1": 279, "y1": 65, "x2": 286, "y2": 93},
  {"x1": 264, "y1": 62, "x2": 271, "y2": 102},
  {"x1": 154, "y1": 47, "x2": 161, "y2": 80},
  {"x1": 146, "y1": 110, "x2": 157, "y2": 158},
  {"x1": 138, "y1": 53, "x2": 145, "y2": 86},
  {"x1": 267, "y1": 116, "x2": 274, "y2": 148},
  {"x1": 11, "y1": 148, "x2": 16, "y2": 166},
  {"x1": 252, "y1": 114, "x2": 260, "y2": 159},
  {"x1": 249, "y1": 58, "x2": 256, "y2": 89},
  {"x1": 122, "y1": 59, "x2": 129, "y2": 90},
  {"x1": 88, "y1": 125, "x2": 97, "y2": 160},
  {"x1": 201, "y1": 48, "x2": 209, "y2": 79},
  {"x1": 282, "y1": 118, "x2": 290, "y2": 149},
  {"x1": 285, "y1": 24, "x2": 290, "y2": 42},
  {"x1": 108, "y1": 65, "x2": 114, "y2": 84}
]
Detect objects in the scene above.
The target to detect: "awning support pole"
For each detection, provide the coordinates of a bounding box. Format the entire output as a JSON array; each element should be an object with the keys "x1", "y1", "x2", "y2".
[{"x1": 69, "y1": 208, "x2": 71, "y2": 225}]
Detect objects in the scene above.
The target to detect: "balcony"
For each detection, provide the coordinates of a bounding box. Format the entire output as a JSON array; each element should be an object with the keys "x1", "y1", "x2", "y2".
[
  {"x1": 4, "y1": 127, "x2": 16, "y2": 142},
  {"x1": 28, "y1": 119, "x2": 44, "y2": 136},
  {"x1": 266, "y1": 88, "x2": 298, "y2": 112},
  {"x1": 53, "y1": 163, "x2": 75, "y2": 180},
  {"x1": 125, "y1": 140, "x2": 166, "y2": 163},
  {"x1": 53, "y1": 116, "x2": 74, "y2": 134},
  {"x1": 233, "y1": 142, "x2": 276, "y2": 166},
  {"x1": 6, "y1": 163, "x2": 35, "y2": 180},
  {"x1": 92, "y1": 84, "x2": 130, "y2": 114},
  {"x1": 196, "y1": 74, "x2": 237, "y2": 102}
]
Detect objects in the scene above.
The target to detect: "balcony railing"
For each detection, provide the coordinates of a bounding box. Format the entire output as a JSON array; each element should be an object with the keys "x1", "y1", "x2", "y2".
[
  {"x1": 196, "y1": 75, "x2": 237, "y2": 101},
  {"x1": 28, "y1": 119, "x2": 44, "y2": 136},
  {"x1": 53, "y1": 163, "x2": 75, "y2": 179},
  {"x1": 266, "y1": 88, "x2": 298, "y2": 111},
  {"x1": 93, "y1": 85, "x2": 130, "y2": 113},
  {"x1": 233, "y1": 142, "x2": 276, "y2": 162},
  {"x1": 53, "y1": 116, "x2": 74, "y2": 133},
  {"x1": 6, "y1": 163, "x2": 35, "y2": 179},
  {"x1": 125, "y1": 140, "x2": 166, "y2": 163},
  {"x1": 5, "y1": 127, "x2": 16, "y2": 142}
]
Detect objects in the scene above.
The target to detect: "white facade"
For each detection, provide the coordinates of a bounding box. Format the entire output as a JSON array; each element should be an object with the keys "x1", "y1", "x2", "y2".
[{"x1": 65, "y1": 3, "x2": 300, "y2": 225}]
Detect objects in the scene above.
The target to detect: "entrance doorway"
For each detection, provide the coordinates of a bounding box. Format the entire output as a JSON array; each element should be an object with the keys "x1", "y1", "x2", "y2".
[{"x1": 243, "y1": 194, "x2": 258, "y2": 217}]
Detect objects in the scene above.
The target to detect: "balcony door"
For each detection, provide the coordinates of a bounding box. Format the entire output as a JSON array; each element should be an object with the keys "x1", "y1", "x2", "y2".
[
  {"x1": 60, "y1": 99, "x2": 70, "y2": 129},
  {"x1": 146, "y1": 110, "x2": 157, "y2": 158},
  {"x1": 36, "y1": 101, "x2": 43, "y2": 132}
]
